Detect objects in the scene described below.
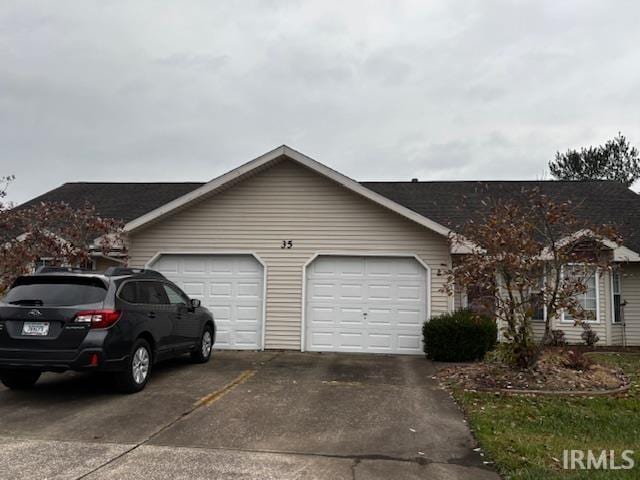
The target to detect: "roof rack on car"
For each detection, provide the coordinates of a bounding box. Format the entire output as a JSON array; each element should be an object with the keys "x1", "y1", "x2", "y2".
[
  {"x1": 35, "y1": 266, "x2": 94, "y2": 274},
  {"x1": 103, "y1": 267, "x2": 165, "y2": 278}
]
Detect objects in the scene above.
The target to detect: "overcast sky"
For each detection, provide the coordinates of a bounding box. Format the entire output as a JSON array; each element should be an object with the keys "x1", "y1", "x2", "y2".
[{"x1": 2, "y1": 1, "x2": 639, "y2": 204}]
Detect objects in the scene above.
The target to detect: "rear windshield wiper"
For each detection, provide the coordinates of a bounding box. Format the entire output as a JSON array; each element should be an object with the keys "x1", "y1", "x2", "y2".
[{"x1": 8, "y1": 299, "x2": 44, "y2": 306}]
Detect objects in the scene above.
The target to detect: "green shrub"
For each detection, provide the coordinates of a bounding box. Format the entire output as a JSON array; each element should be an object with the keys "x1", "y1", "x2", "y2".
[{"x1": 422, "y1": 309, "x2": 497, "y2": 362}]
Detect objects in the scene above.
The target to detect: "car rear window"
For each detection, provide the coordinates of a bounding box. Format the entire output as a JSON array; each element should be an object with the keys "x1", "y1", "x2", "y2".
[{"x1": 3, "y1": 276, "x2": 108, "y2": 307}]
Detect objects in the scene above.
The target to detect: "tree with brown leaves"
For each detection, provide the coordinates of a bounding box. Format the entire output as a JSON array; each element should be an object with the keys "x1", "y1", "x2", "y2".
[
  {"x1": 0, "y1": 177, "x2": 125, "y2": 292},
  {"x1": 443, "y1": 189, "x2": 619, "y2": 368}
]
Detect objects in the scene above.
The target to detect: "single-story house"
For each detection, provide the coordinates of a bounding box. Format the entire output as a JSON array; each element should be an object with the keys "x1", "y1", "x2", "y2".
[{"x1": 22, "y1": 145, "x2": 640, "y2": 351}]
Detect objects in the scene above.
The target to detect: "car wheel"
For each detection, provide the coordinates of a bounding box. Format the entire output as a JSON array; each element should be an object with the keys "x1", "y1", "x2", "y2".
[
  {"x1": 191, "y1": 326, "x2": 213, "y2": 364},
  {"x1": 114, "y1": 339, "x2": 152, "y2": 393},
  {"x1": 0, "y1": 370, "x2": 41, "y2": 390}
]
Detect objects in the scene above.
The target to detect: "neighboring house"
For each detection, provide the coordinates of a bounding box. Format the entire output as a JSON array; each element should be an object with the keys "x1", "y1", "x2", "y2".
[{"x1": 22, "y1": 146, "x2": 640, "y2": 351}]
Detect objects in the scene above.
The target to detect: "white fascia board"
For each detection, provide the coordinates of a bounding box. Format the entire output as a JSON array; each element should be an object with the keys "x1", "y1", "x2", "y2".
[
  {"x1": 124, "y1": 145, "x2": 453, "y2": 238},
  {"x1": 613, "y1": 245, "x2": 640, "y2": 262},
  {"x1": 124, "y1": 146, "x2": 287, "y2": 233},
  {"x1": 282, "y1": 147, "x2": 452, "y2": 237}
]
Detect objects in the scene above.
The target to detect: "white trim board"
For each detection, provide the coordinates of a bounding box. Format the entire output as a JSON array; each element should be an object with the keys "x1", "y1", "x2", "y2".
[
  {"x1": 123, "y1": 145, "x2": 452, "y2": 238},
  {"x1": 145, "y1": 250, "x2": 268, "y2": 351},
  {"x1": 560, "y1": 267, "x2": 601, "y2": 324},
  {"x1": 299, "y1": 252, "x2": 432, "y2": 353}
]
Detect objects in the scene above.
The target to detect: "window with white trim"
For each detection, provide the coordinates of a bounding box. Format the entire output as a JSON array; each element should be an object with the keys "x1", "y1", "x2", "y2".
[
  {"x1": 612, "y1": 271, "x2": 623, "y2": 324},
  {"x1": 531, "y1": 274, "x2": 546, "y2": 321},
  {"x1": 564, "y1": 265, "x2": 598, "y2": 322}
]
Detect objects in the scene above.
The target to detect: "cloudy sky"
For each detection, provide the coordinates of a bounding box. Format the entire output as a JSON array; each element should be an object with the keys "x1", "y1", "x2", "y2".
[{"x1": 2, "y1": 1, "x2": 639, "y2": 204}]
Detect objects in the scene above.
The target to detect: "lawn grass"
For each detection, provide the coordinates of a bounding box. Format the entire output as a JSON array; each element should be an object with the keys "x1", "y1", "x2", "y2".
[{"x1": 451, "y1": 353, "x2": 640, "y2": 479}]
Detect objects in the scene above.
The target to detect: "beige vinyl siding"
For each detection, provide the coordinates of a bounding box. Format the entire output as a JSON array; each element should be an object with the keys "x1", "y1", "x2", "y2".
[
  {"x1": 611, "y1": 325, "x2": 624, "y2": 345},
  {"x1": 621, "y1": 264, "x2": 640, "y2": 346},
  {"x1": 126, "y1": 159, "x2": 451, "y2": 350}
]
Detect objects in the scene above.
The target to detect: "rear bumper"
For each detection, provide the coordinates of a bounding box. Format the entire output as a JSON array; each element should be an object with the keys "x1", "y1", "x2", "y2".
[{"x1": 0, "y1": 348, "x2": 128, "y2": 372}]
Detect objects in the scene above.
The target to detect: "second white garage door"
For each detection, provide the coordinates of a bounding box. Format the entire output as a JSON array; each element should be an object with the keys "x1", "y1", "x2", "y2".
[
  {"x1": 151, "y1": 254, "x2": 264, "y2": 350},
  {"x1": 305, "y1": 256, "x2": 428, "y2": 354}
]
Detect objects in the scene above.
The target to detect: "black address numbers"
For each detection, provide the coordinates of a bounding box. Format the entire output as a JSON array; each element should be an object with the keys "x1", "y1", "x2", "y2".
[{"x1": 281, "y1": 240, "x2": 293, "y2": 249}]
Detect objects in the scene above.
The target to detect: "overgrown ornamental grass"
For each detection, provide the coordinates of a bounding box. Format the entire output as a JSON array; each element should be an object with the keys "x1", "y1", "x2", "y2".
[{"x1": 451, "y1": 354, "x2": 640, "y2": 479}]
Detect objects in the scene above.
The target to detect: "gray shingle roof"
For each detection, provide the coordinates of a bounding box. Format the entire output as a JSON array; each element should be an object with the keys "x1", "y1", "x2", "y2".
[
  {"x1": 21, "y1": 182, "x2": 205, "y2": 223},
  {"x1": 21, "y1": 179, "x2": 640, "y2": 253},
  {"x1": 362, "y1": 180, "x2": 640, "y2": 253}
]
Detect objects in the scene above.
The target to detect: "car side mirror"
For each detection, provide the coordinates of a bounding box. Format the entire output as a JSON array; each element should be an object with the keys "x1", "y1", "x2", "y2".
[{"x1": 190, "y1": 298, "x2": 201, "y2": 309}]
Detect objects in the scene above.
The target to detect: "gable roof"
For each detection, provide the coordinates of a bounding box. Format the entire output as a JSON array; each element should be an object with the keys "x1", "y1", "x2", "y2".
[
  {"x1": 19, "y1": 146, "x2": 640, "y2": 255},
  {"x1": 122, "y1": 145, "x2": 453, "y2": 236}
]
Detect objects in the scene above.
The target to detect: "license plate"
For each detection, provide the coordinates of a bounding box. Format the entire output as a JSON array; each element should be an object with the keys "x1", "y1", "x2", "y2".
[{"x1": 22, "y1": 322, "x2": 50, "y2": 336}]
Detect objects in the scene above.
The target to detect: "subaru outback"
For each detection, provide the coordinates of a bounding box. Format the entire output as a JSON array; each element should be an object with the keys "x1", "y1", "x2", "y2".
[{"x1": 0, "y1": 267, "x2": 215, "y2": 393}]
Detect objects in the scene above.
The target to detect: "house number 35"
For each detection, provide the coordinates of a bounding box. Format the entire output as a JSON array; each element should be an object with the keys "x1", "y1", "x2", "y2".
[{"x1": 281, "y1": 240, "x2": 293, "y2": 249}]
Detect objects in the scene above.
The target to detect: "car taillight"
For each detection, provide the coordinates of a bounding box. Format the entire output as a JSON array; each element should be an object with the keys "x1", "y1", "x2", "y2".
[{"x1": 74, "y1": 310, "x2": 121, "y2": 329}]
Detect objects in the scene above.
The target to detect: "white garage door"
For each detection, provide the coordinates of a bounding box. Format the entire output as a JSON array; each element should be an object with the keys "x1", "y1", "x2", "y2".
[
  {"x1": 151, "y1": 254, "x2": 264, "y2": 350},
  {"x1": 305, "y1": 256, "x2": 427, "y2": 354}
]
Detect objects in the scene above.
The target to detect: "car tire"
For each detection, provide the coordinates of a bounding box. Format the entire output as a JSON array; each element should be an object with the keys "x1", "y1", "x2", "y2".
[
  {"x1": 0, "y1": 369, "x2": 41, "y2": 390},
  {"x1": 114, "y1": 339, "x2": 152, "y2": 394},
  {"x1": 191, "y1": 325, "x2": 214, "y2": 364}
]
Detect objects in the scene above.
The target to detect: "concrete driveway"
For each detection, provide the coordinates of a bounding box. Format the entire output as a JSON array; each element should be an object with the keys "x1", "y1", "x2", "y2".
[{"x1": 0, "y1": 352, "x2": 498, "y2": 479}]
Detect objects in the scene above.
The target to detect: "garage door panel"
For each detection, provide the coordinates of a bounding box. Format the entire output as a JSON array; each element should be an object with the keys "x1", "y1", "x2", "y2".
[
  {"x1": 368, "y1": 284, "x2": 392, "y2": 300},
  {"x1": 211, "y1": 282, "x2": 232, "y2": 297},
  {"x1": 309, "y1": 331, "x2": 334, "y2": 348},
  {"x1": 308, "y1": 306, "x2": 335, "y2": 323},
  {"x1": 208, "y1": 257, "x2": 233, "y2": 274},
  {"x1": 151, "y1": 254, "x2": 263, "y2": 350},
  {"x1": 367, "y1": 333, "x2": 393, "y2": 349},
  {"x1": 338, "y1": 332, "x2": 364, "y2": 349},
  {"x1": 234, "y1": 330, "x2": 260, "y2": 346},
  {"x1": 155, "y1": 258, "x2": 179, "y2": 274},
  {"x1": 306, "y1": 256, "x2": 426, "y2": 355},
  {"x1": 236, "y1": 281, "x2": 260, "y2": 298},
  {"x1": 367, "y1": 308, "x2": 393, "y2": 325},
  {"x1": 237, "y1": 305, "x2": 259, "y2": 321},
  {"x1": 214, "y1": 330, "x2": 231, "y2": 348},
  {"x1": 397, "y1": 285, "x2": 421, "y2": 301},
  {"x1": 397, "y1": 334, "x2": 422, "y2": 351},
  {"x1": 365, "y1": 258, "x2": 395, "y2": 276},
  {"x1": 310, "y1": 258, "x2": 342, "y2": 276},
  {"x1": 310, "y1": 283, "x2": 335, "y2": 300},
  {"x1": 237, "y1": 258, "x2": 262, "y2": 274},
  {"x1": 336, "y1": 258, "x2": 365, "y2": 277},
  {"x1": 339, "y1": 283, "x2": 365, "y2": 300},
  {"x1": 338, "y1": 307, "x2": 365, "y2": 325},
  {"x1": 182, "y1": 282, "x2": 205, "y2": 297},
  {"x1": 211, "y1": 305, "x2": 231, "y2": 320},
  {"x1": 397, "y1": 309, "x2": 422, "y2": 326},
  {"x1": 183, "y1": 258, "x2": 207, "y2": 274}
]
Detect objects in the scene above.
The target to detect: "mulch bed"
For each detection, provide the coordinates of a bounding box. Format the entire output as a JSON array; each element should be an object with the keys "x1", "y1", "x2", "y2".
[
  {"x1": 569, "y1": 345, "x2": 640, "y2": 354},
  {"x1": 438, "y1": 349, "x2": 629, "y2": 393}
]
